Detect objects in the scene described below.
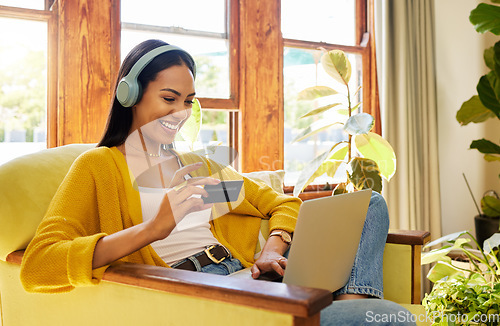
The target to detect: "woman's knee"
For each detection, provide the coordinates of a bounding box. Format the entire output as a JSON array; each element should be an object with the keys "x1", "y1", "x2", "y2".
[{"x1": 367, "y1": 191, "x2": 389, "y2": 231}]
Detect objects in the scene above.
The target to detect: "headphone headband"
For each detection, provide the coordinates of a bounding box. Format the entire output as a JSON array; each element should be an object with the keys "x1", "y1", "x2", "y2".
[{"x1": 116, "y1": 44, "x2": 193, "y2": 107}]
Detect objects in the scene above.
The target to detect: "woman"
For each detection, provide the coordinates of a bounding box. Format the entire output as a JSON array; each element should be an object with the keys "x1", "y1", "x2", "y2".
[{"x1": 21, "y1": 39, "x2": 415, "y2": 325}]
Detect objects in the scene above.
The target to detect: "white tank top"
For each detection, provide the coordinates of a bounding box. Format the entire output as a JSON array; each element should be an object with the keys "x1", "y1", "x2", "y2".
[{"x1": 138, "y1": 186, "x2": 220, "y2": 265}]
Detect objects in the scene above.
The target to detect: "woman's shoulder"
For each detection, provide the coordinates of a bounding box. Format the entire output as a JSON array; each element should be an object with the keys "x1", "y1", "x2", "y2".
[{"x1": 72, "y1": 146, "x2": 124, "y2": 171}]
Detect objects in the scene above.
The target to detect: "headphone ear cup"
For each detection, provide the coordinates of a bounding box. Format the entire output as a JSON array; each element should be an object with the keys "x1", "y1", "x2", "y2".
[{"x1": 116, "y1": 76, "x2": 140, "y2": 107}]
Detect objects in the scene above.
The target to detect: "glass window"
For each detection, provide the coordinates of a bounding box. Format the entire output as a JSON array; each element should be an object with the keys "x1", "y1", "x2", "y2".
[
  {"x1": 281, "y1": 0, "x2": 356, "y2": 46},
  {"x1": 283, "y1": 47, "x2": 362, "y2": 186},
  {"x1": 0, "y1": 17, "x2": 47, "y2": 165},
  {"x1": 121, "y1": 0, "x2": 230, "y2": 99},
  {"x1": 0, "y1": 0, "x2": 44, "y2": 10}
]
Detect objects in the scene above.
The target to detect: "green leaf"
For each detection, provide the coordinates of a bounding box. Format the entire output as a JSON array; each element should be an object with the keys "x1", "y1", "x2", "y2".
[
  {"x1": 321, "y1": 50, "x2": 352, "y2": 85},
  {"x1": 483, "y1": 233, "x2": 500, "y2": 254},
  {"x1": 354, "y1": 132, "x2": 397, "y2": 180},
  {"x1": 477, "y1": 74, "x2": 500, "y2": 118},
  {"x1": 300, "y1": 103, "x2": 342, "y2": 119},
  {"x1": 485, "y1": 154, "x2": 500, "y2": 162},
  {"x1": 297, "y1": 86, "x2": 338, "y2": 101},
  {"x1": 292, "y1": 121, "x2": 343, "y2": 143},
  {"x1": 470, "y1": 139, "x2": 500, "y2": 155},
  {"x1": 427, "y1": 262, "x2": 464, "y2": 283},
  {"x1": 456, "y1": 95, "x2": 496, "y2": 125},
  {"x1": 333, "y1": 182, "x2": 349, "y2": 195},
  {"x1": 485, "y1": 46, "x2": 495, "y2": 71},
  {"x1": 481, "y1": 196, "x2": 500, "y2": 217},
  {"x1": 421, "y1": 247, "x2": 454, "y2": 265},
  {"x1": 424, "y1": 230, "x2": 469, "y2": 249},
  {"x1": 325, "y1": 146, "x2": 349, "y2": 178},
  {"x1": 293, "y1": 150, "x2": 331, "y2": 197},
  {"x1": 347, "y1": 157, "x2": 382, "y2": 193},
  {"x1": 344, "y1": 113, "x2": 374, "y2": 135},
  {"x1": 177, "y1": 99, "x2": 202, "y2": 150},
  {"x1": 469, "y1": 3, "x2": 500, "y2": 35}
]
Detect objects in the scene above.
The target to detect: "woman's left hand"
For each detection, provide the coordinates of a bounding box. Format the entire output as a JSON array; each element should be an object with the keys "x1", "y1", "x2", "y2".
[{"x1": 251, "y1": 250, "x2": 287, "y2": 279}]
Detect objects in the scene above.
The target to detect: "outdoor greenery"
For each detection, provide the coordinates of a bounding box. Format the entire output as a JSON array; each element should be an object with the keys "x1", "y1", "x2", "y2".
[
  {"x1": 0, "y1": 48, "x2": 46, "y2": 142},
  {"x1": 422, "y1": 231, "x2": 500, "y2": 326},
  {"x1": 456, "y1": 1, "x2": 500, "y2": 218},
  {"x1": 292, "y1": 49, "x2": 396, "y2": 196}
]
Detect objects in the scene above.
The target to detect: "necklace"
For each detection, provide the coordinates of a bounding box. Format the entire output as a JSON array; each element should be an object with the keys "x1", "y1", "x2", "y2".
[{"x1": 125, "y1": 142, "x2": 170, "y2": 157}]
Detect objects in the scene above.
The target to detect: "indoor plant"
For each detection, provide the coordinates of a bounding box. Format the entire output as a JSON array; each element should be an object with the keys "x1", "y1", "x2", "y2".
[
  {"x1": 456, "y1": 1, "x2": 500, "y2": 243},
  {"x1": 422, "y1": 231, "x2": 500, "y2": 325},
  {"x1": 292, "y1": 50, "x2": 396, "y2": 196}
]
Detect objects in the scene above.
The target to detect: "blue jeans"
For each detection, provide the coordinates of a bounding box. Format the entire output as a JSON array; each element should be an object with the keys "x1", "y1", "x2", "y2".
[{"x1": 177, "y1": 192, "x2": 416, "y2": 325}]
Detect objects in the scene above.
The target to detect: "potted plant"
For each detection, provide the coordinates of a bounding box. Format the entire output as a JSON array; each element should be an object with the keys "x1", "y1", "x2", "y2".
[
  {"x1": 456, "y1": 1, "x2": 500, "y2": 245},
  {"x1": 422, "y1": 231, "x2": 500, "y2": 325},
  {"x1": 292, "y1": 50, "x2": 396, "y2": 196}
]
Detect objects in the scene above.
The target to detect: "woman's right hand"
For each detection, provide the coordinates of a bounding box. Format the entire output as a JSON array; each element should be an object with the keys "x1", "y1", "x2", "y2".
[{"x1": 147, "y1": 162, "x2": 220, "y2": 241}]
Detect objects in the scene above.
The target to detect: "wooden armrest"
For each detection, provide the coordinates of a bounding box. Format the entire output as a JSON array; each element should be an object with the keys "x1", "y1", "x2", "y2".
[
  {"x1": 386, "y1": 229, "x2": 430, "y2": 245},
  {"x1": 6, "y1": 250, "x2": 332, "y2": 319}
]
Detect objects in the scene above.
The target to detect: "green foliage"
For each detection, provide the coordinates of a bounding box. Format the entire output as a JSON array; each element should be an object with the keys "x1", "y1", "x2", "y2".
[
  {"x1": 456, "y1": 2, "x2": 500, "y2": 218},
  {"x1": 422, "y1": 231, "x2": 500, "y2": 325},
  {"x1": 177, "y1": 99, "x2": 202, "y2": 150},
  {"x1": 292, "y1": 50, "x2": 396, "y2": 196},
  {"x1": 0, "y1": 48, "x2": 46, "y2": 140}
]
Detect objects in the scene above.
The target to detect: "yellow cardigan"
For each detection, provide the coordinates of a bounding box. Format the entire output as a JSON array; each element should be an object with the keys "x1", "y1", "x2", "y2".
[{"x1": 20, "y1": 147, "x2": 301, "y2": 293}]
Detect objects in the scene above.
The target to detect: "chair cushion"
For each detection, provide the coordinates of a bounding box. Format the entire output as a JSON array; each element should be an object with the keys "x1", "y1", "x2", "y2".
[{"x1": 0, "y1": 144, "x2": 95, "y2": 260}]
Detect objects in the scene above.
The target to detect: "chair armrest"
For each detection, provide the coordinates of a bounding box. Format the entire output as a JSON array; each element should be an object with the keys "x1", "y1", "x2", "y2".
[
  {"x1": 6, "y1": 250, "x2": 332, "y2": 321},
  {"x1": 387, "y1": 230, "x2": 431, "y2": 245}
]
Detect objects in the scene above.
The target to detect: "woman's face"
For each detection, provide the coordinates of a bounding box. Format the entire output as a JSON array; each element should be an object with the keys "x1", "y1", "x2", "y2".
[{"x1": 130, "y1": 64, "x2": 195, "y2": 145}]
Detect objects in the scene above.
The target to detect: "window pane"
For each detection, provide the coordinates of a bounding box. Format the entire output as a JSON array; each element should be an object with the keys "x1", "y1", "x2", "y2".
[
  {"x1": 0, "y1": 0, "x2": 44, "y2": 10},
  {"x1": 121, "y1": 0, "x2": 226, "y2": 34},
  {"x1": 283, "y1": 47, "x2": 362, "y2": 186},
  {"x1": 281, "y1": 0, "x2": 356, "y2": 46},
  {"x1": 121, "y1": 0, "x2": 230, "y2": 98},
  {"x1": 175, "y1": 110, "x2": 233, "y2": 167},
  {"x1": 0, "y1": 17, "x2": 47, "y2": 165}
]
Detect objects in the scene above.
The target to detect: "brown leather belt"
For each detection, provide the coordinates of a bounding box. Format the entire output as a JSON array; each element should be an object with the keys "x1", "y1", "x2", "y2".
[{"x1": 173, "y1": 245, "x2": 231, "y2": 271}]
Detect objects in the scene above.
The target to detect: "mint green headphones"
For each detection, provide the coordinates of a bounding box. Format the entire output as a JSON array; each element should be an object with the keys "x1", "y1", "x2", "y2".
[{"x1": 116, "y1": 45, "x2": 193, "y2": 107}]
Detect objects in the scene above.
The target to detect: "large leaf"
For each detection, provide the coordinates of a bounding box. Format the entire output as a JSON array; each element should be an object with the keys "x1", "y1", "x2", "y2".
[
  {"x1": 292, "y1": 121, "x2": 343, "y2": 143},
  {"x1": 426, "y1": 262, "x2": 464, "y2": 283},
  {"x1": 470, "y1": 138, "x2": 500, "y2": 155},
  {"x1": 292, "y1": 150, "x2": 331, "y2": 197},
  {"x1": 477, "y1": 74, "x2": 500, "y2": 118},
  {"x1": 485, "y1": 46, "x2": 495, "y2": 71},
  {"x1": 292, "y1": 143, "x2": 348, "y2": 196},
  {"x1": 354, "y1": 132, "x2": 396, "y2": 180},
  {"x1": 325, "y1": 145, "x2": 349, "y2": 178},
  {"x1": 297, "y1": 86, "x2": 338, "y2": 101},
  {"x1": 456, "y1": 95, "x2": 496, "y2": 125},
  {"x1": 344, "y1": 113, "x2": 374, "y2": 135},
  {"x1": 300, "y1": 103, "x2": 342, "y2": 119},
  {"x1": 470, "y1": 3, "x2": 500, "y2": 35},
  {"x1": 485, "y1": 154, "x2": 500, "y2": 162},
  {"x1": 483, "y1": 233, "x2": 500, "y2": 254},
  {"x1": 347, "y1": 157, "x2": 382, "y2": 193},
  {"x1": 321, "y1": 50, "x2": 351, "y2": 85},
  {"x1": 481, "y1": 195, "x2": 500, "y2": 217},
  {"x1": 421, "y1": 238, "x2": 471, "y2": 265},
  {"x1": 424, "y1": 230, "x2": 469, "y2": 249},
  {"x1": 177, "y1": 98, "x2": 202, "y2": 150}
]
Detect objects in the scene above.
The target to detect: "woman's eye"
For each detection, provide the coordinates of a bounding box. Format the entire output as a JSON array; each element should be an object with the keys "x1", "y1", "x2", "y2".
[
  {"x1": 163, "y1": 97, "x2": 175, "y2": 102},
  {"x1": 185, "y1": 100, "x2": 194, "y2": 105}
]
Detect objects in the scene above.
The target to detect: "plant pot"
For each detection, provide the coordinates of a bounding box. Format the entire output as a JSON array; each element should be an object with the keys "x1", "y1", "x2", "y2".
[{"x1": 474, "y1": 214, "x2": 500, "y2": 249}]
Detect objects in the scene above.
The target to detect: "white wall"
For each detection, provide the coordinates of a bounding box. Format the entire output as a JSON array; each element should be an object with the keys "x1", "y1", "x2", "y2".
[{"x1": 435, "y1": 0, "x2": 500, "y2": 235}]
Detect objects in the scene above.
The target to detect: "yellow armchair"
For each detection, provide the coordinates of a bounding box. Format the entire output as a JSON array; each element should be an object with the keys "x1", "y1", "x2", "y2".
[{"x1": 0, "y1": 144, "x2": 430, "y2": 325}]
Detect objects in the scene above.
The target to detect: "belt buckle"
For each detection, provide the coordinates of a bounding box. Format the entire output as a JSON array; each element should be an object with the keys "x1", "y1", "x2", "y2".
[{"x1": 204, "y1": 245, "x2": 226, "y2": 264}]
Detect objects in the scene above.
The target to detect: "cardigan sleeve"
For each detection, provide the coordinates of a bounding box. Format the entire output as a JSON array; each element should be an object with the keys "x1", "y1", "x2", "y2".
[{"x1": 20, "y1": 150, "x2": 111, "y2": 293}]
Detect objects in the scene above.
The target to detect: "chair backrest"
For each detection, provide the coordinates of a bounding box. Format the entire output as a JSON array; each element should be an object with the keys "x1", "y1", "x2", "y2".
[{"x1": 0, "y1": 144, "x2": 95, "y2": 260}]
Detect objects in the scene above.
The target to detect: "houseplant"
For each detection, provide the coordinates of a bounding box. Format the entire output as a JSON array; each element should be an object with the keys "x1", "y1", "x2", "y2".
[
  {"x1": 422, "y1": 231, "x2": 500, "y2": 325},
  {"x1": 292, "y1": 50, "x2": 396, "y2": 197},
  {"x1": 456, "y1": 1, "x2": 500, "y2": 243}
]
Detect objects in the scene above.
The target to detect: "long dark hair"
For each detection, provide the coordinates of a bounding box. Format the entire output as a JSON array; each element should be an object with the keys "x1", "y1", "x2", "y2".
[{"x1": 97, "y1": 39, "x2": 196, "y2": 148}]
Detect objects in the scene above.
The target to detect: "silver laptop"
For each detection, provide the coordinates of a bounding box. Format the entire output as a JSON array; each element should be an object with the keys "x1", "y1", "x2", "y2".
[{"x1": 229, "y1": 189, "x2": 372, "y2": 292}]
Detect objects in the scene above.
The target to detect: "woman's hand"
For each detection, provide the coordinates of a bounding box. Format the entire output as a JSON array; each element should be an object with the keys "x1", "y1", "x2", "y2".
[
  {"x1": 250, "y1": 234, "x2": 289, "y2": 279},
  {"x1": 147, "y1": 163, "x2": 220, "y2": 241}
]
